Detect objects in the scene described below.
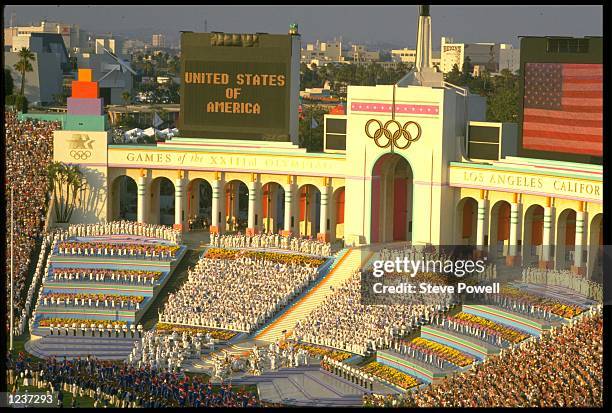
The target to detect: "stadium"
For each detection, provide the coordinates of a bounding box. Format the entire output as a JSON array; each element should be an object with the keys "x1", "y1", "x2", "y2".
[{"x1": 5, "y1": 5, "x2": 604, "y2": 408}]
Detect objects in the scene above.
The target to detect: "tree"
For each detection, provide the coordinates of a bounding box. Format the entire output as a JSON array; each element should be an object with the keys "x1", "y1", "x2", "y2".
[
  {"x1": 14, "y1": 47, "x2": 36, "y2": 96},
  {"x1": 487, "y1": 70, "x2": 519, "y2": 122},
  {"x1": 445, "y1": 64, "x2": 463, "y2": 85},
  {"x1": 14, "y1": 95, "x2": 28, "y2": 113},
  {"x1": 47, "y1": 162, "x2": 87, "y2": 223},
  {"x1": 379, "y1": 51, "x2": 392, "y2": 62},
  {"x1": 298, "y1": 105, "x2": 326, "y2": 152},
  {"x1": 122, "y1": 91, "x2": 131, "y2": 107},
  {"x1": 461, "y1": 56, "x2": 473, "y2": 83},
  {"x1": 5, "y1": 68, "x2": 14, "y2": 96}
]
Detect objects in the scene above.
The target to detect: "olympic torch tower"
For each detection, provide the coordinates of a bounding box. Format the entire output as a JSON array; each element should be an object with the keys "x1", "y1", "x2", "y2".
[{"x1": 397, "y1": 5, "x2": 444, "y2": 87}]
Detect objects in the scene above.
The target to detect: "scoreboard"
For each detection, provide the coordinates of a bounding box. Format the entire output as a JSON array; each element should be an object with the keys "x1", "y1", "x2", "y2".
[{"x1": 179, "y1": 32, "x2": 299, "y2": 142}]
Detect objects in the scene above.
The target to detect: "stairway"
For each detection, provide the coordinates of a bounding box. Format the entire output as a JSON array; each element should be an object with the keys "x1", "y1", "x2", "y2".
[
  {"x1": 25, "y1": 334, "x2": 137, "y2": 360},
  {"x1": 255, "y1": 247, "x2": 373, "y2": 343},
  {"x1": 222, "y1": 366, "x2": 379, "y2": 407}
]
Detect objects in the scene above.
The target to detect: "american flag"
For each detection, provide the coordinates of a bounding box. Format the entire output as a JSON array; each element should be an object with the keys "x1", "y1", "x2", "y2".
[{"x1": 523, "y1": 63, "x2": 602, "y2": 156}]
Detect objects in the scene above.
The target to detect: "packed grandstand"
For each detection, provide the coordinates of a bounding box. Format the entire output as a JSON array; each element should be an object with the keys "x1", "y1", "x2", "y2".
[{"x1": 4, "y1": 111, "x2": 604, "y2": 408}]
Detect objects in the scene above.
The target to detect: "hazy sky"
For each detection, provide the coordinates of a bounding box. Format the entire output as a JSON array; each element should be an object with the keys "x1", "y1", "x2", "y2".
[{"x1": 4, "y1": 5, "x2": 603, "y2": 48}]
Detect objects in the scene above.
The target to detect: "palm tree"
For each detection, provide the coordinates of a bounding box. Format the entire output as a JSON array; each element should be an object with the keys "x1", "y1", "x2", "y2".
[
  {"x1": 13, "y1": 47, "x2": 36, "y2": 96},
  {"x1": 47, "y1": 162, "x2": 87, "y2": 223}
]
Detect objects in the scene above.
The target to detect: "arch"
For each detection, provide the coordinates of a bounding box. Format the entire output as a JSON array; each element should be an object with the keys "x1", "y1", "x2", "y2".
[
  {"x1": 261, "y1": 182, "x2": 285, "y2": 233},
  {"x1": 489, "y1": 200, "x2": 511, "y2": 260},
  {"x1": 186, "y1": 178, "x2": 213, "y2": 231},
  {"x1": 522, "y1": 204, "x2": 544, "y2": 266},
  {"x1": 110, "y1": 175, "x2": 137, "y2": 221},
  {"x1": 555, "y1": 208, "x2": 576, "y2": 270},
  {"x1": 455, "y1": 197, "x2": 477, "y2": 245},
  {"x1": 224, "y1": 180, "x2": 249, "y2": 232},
  {"x1": 298, "y1": 184, "x2": 321, "y2": 238},
  {"x1": 331, "y1": 186, "x2": 346, "y2": 241},
  {"x1": 587, "y1": 213, "x2": 603, "y2": 282},
  {"x1": 149, "y1": 177, "x2": 175, "y2": 226},
  {"x1": 371, "y1": 153, "x2": 413, "y2": 243}
]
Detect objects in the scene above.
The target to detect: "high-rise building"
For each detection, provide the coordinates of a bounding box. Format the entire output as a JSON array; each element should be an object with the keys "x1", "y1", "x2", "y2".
[
  {"x1": 94, "y1": 37, "x2": 122, "y2": 55},
  {"x1": 152, "y1": 34, "x2": 167, "y2": 48}
]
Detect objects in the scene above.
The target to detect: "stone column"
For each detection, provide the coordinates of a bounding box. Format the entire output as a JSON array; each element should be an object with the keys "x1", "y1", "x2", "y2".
[
  {"x1": 572, "y1": 207, "x2": 587, "y2": 276},
  {"x1": 210, "y1": 178, "x2": 223, "y2": 234},
  {"x1": 282, "y1": 182, "x2": 295, "y2": 236},
  {"x1": 317, "y1": 185, "x2": 331, "y2": 242},
  {"x1": 506, "y1": 198, "x2": 522, "y2": 266},
  {"x1": 476, "y1": 196, "x2": 489, "y2": 256},
  {"x1": 539, "y1": 201, "x2": 555, "y2": 269},
  {"x1": 174, "y1": 178, "x2": 185, "y2": 231},
  {"x1": 247, "y1": 180, "x2": 259, "y2": 236},
  {"x1": 137, "y1": 176, "x2": 148, "y2": 224}
]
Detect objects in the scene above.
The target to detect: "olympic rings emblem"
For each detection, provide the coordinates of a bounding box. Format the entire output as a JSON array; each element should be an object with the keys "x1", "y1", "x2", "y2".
[
  {"x1": 365, "y1": 119, "x2": 422, "y2": 150},
  {"x1": 70, "y1": 150, "x2": 92, "y2": 160}
]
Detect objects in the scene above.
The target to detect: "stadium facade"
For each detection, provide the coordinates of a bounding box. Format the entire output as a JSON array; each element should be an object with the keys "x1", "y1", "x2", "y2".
[{"x1": 45, "y1": 8, "x2": 602, "y2": 279}]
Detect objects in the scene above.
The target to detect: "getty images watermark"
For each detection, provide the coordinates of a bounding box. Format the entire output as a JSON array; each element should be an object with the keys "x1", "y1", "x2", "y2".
[
  {"x1": 369, "y1": 256, "x2": 498, "y2": 295},
  {"x1": 358, "y1": 245, "x2": 509, "y2": 306},
  {"x1": 359, "y1": 243, "x2": 607, "y2": 306}
]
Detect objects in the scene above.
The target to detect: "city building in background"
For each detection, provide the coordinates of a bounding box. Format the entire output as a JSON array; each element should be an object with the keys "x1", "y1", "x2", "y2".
[
  {"x1": 345, "y1": 44, "x2": 380, "y2": 63},
  {"x1": 94, "y1": 37, "x2": 123, "y2": 55},
  {"x1": 440, "y1": 36, "x2": 520, "y2": 74},
  {"x1": 121, "y1": 38, "x2": 147, "y2": 55},
  {"x1": 152, "y1": 33, "x2": 167, "y2": 48},
  {"x1": 4, "y1": 20, "x2": 90, "y2": 55},
  {"x1": 76, "y1": 45, "x2": 135, "y2": 105},
  {"x1": 391, "y1": 47, "x2": 441, "y2": 68},
  {"x1": 301, "y1": 39, "x2": 343, "y2": 66},
  {"x1": 4, "y1": 32, "x2": 70, "y2": 104}
]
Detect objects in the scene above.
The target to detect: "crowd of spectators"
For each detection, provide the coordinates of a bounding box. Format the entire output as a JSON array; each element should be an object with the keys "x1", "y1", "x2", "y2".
[
  {"x1": 160, "y1": 251, "x2": 320, "y2": 332},
  {"x1": 293, "y1": 270, "x2": 452, "y2": 355},
  {"x1": 5, "y1": 111, "x2": 59, "y2": 336},
  {"x1": 366, "y1": 306, "x2": 603, "y2": 408}
]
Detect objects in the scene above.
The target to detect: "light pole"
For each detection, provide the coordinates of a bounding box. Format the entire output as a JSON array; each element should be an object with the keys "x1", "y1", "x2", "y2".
[{"x1": 10, "y1": 186, "x2": 14, "y2": 351}]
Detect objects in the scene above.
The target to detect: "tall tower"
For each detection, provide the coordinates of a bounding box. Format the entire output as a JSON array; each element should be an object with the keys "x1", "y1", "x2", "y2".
[
  {"x1": 396, "y1": 5, "x2": 443, "y2": 87},
  {"x1": 415, "y1": 5, "x2": 432, "y2": 71}
]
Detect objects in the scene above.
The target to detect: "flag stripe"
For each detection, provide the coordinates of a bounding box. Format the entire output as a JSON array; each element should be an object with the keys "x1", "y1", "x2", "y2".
[
  {"x1": 562, "y1": 65, "x2": 603, "y2": 74},
  {"x1": 563, "y1": 69, "x2": 603, "y2": 77},
  {"x1": 563, "y1": 82, "x2": 602, "y2": 91},
  {"x1": 562, "y1": 91, "x2": 602, "y2": 98},
  {"x1": 523, "y1": 122, "x2": 601, "y2": 135},
  {"x1": 561, "y1": 103, "x2": 603, "y2": 112},
  {"x1": 563, "y1": 76, "x2": 603, "y2": 83},
  {"x1": 524, "y1": 143, "x2": 601, "y2": 155},
  {"x1": 523, "y1": 129, "x2": 601, "y2": 142},
  {"x1": 523, "y1": 114, "x2": 602, "y2": 128},
  {"x1": 524, "y1": 108, "x2": 602, "y2": 121},
  {"x1": 562, "y1": 63, "x2": 601, "y2": 69},
  {"x1": 524, "y1": 137, "x2": 602, "y2": 153}
]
